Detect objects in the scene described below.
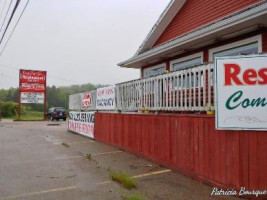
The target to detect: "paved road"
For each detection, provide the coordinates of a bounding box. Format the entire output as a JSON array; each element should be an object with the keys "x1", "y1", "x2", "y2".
[{"x1": 0, "y1": 120, "x2": 240, "y2": 200}]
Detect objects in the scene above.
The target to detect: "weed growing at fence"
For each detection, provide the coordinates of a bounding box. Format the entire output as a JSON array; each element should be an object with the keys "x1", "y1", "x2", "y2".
[
  {"x1": 84, "y1": 153, "x2": 99, "y2": 167},
  {"x1": 107, "y1": 167, "x2": 136, "y2": 189},
  {"x1": 122, "y1": 194, "x2": 145, "y2": 200},
  {"x1": 62, "y1": 142, "x2": 70, "y2": 148},
  {"x1": 85, "y1": 153, "x2": 92, "y2": 160}
]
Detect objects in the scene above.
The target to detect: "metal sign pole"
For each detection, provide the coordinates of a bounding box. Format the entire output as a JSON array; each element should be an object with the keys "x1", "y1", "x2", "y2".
[
  {"x1": 43, "y1": 71, "x2": 47, "y2": 120},
  {"x1": 18, "y1": 70, "x2": 21, "y2": 120}
]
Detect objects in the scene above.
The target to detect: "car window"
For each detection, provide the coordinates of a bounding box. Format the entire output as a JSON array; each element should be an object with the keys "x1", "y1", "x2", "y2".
[{"x1": 55, "y1": 108, "x2": 65, "y2": 112}]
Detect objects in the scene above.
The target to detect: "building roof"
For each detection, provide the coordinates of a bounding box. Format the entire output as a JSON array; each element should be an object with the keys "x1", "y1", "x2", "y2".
[
  {"x1": 118, "y1": 0, "x2": 267, "y2": 69},
  {"x1": 134, "y1": 0, "x2": 187, "y2": 55}
]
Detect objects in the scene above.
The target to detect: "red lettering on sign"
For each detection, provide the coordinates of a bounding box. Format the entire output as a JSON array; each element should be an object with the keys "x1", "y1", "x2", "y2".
[
  {"x1": 19, "y1": 69, "x2": 46, "y2": 93},
  {"x1": 224, "y1": 64, "x2": 243, "y2": 86},
  {"x1": 258, "y1": 68, "x2": 267, "y2": 85},
  {"x1": 82, "y1": 93, "x2": 92, "y2": 107},
  {"x1": 243, "y1": 69, "x2": 257, "y2": 85},
  {"x1": 105, "y1": 89, "x2": 114, "y2": 95},
  {"x1": 224, "y1": 63, "x2": 267, "y2": 86}
]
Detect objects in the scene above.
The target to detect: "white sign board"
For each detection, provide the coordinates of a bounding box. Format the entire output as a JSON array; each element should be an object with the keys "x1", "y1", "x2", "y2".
[
  {"x1": 68, "y1": 111, "x2": 95, "y2": 139},
  {"x1": 96, "y1": 86, "x2": 116, "y2": 110},
  {"x1": 215, "y1": 55, "x2": 267, "y2": 130},
  {"x1": 82, "y1": 92, "x2": 92, "y2": 108},
  {"x1": 21, "y1": 92, "x2": 44, "y2": 104}
]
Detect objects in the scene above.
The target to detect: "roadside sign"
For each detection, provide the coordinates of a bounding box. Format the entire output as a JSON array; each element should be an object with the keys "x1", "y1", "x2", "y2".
[
  {"x1": 20, "y1": 83, "x2": 45, "y2": 93},
  {"x1": 18, "y1": 69, "x2": 47, "y2": 119},
  {"x1": 21, "y1": 92, "x2": 44, "y2": 104},
  {"x1": 20, "y1": 70, "x2": 46, "y2": 84},
  {"x1": 215, "y1": 55, "x2": 267, "y2": 130}
]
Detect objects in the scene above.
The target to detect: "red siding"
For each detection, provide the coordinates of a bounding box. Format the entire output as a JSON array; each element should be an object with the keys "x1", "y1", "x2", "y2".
[
  {"x1": 203, "y1": 50, "x2": 209, "y2": 63},
  {"x1": 263, "y1": 31, "x2": 267, "y2": 53},
  {"x1": 95, "y1": 113, "x2": 267, "y2": 194},
  {"x1": 154, "y1": 0, "x2": 262, "y2": 46}
]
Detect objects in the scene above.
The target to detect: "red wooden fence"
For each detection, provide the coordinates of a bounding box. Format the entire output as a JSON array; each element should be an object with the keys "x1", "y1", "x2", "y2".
[{"x1": 94, "y1": 112, "x2": 267, "y2": 192}]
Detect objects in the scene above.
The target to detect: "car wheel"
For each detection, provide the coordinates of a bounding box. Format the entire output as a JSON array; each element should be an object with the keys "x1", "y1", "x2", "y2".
[
  {"x1": 63, "y1": 118, "x2": 66, "y2": 121},
  {"x1": 56, "y1": 119, "x2": 59, "y2": 121}
]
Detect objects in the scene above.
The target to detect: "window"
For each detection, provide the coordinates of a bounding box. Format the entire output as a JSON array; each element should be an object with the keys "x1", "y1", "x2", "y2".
[
  {"x1": 170, "y1": 52, "x2": 203, "y2": 71},
  {"x1": 143, "y1": 63, "x2": 166, "y2": 78},
  {"x1": 209, "y1": 35, "x2": 262, "y2": 61},
  {"x1": 213, "y1": 42, "x2": 258, "y2": 60},
  {"x1": 170, "y1": 53, "x2": 203, "y2": 88},
  {"x1": 172, "y1": 57, "x2": 202, "y2": 71}
]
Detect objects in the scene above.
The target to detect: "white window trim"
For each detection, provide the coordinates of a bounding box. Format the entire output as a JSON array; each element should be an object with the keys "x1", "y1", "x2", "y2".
[
  {"x1": 209, "y1": 34, "x2": 262, "y2": 61},
  {"x1": 170, "y1": 52, "x2": 203, "y2": 71},
  {"x1": 143, "y1": 63, "x2": 166, "y2": 78}
]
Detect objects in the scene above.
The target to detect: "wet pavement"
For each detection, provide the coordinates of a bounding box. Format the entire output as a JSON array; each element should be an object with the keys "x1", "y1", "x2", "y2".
[{"x1": 0, "y1": 120, "x2": 240, "y2": 200}]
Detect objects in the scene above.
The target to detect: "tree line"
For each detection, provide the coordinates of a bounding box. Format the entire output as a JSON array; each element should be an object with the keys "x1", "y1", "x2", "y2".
[{"x1": 0, "y1": 83, "x2": 105, "y2": 117}]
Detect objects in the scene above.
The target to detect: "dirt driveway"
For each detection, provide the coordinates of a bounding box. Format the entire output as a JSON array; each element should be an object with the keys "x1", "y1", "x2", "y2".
[{"x1": 0, "y1": 120, "x2": 240, "y2": 200}]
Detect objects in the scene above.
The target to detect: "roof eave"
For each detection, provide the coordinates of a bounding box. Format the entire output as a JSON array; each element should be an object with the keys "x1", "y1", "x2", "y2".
[
  {"x1": 118, "y1": 1, "x2": 267, "y2": 69},
  {"x1": 135, "y1": 0, "x2": 187, "y2": 55}
]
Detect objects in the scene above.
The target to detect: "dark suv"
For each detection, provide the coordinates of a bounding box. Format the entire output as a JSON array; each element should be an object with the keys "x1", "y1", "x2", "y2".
[{"x1": 47, "y1": 107, "x2": 67, "y2": 121}]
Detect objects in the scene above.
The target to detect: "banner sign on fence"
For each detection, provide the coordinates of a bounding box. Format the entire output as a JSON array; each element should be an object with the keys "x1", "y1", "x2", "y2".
[
  {"x1": 215, "y1": 55, "x2": 267, "y2": 131},
  {"x1": 21, "y1": 92, "x2": 44, "y2": 104},
  {"x1": 68, "y1": 111, "x2": 95, "y2": 138},
  {"x1": 96, "y1": 86, "x2": 116, "y2": 110},
  {"x1": 82, "y1": 92, "x2": 92, "y2": 108}
]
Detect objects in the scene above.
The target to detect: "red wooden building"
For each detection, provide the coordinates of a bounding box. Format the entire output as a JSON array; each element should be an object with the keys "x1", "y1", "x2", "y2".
[{"x1": 94, "y1": 0, "x2": 267, "y2": 196}]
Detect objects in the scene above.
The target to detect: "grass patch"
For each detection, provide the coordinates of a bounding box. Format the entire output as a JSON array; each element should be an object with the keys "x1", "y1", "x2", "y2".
[
  {"x1": 107, "y1": 167, "x2": 136, "y2": 189},
  {"x1": 84, "y1": 153, "x2": 99, "y2": 166},
  {"x1": 62, "y1": 142, "x2": 70, "y2": 148},
  {"x1": 122, "y1": 194, "x2": 145, "y2": 200},
  {"x1": 85, "y1": 153, "x2": 92, "y2": 160},
  {"x1": 14, "y1": 111, "x2": 44, "y2": 121},
  {"x1": 2, "y1": 116, "x2": 16, "y2": 120}
]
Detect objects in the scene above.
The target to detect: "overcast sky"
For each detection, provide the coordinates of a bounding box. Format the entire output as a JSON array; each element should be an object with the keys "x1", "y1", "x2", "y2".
[{"x1": 0, "y1": 0, "x2": 170, "y2": 89}]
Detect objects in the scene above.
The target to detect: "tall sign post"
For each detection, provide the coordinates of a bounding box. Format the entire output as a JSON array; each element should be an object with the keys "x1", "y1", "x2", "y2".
[
  {"x1": 215, "y1": 55, "x2": 267, "y2": 130},
  {"x1": 19, "y1": 69, "x2": 47, "y2": 120}
]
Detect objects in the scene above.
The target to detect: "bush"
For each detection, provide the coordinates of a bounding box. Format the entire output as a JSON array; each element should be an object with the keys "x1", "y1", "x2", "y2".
[{"x1": 0, "y1": 101, "x2": 18, "y2": 117}]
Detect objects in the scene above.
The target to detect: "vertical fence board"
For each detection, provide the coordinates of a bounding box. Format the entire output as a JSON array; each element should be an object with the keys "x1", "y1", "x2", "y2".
[
  {"x1": 232, "y1": 131, "x2": 240, "y2": 188},
  {"x1": 193, "y1": 117, "x2": 199, "y2": 176},
  {"x1": 258, "y1": 132, "x2": 267, "y2": 190},
  {"x1": 214, "y1": 127, "x2": 221, "y2": 183},
  {"x1": 220, "y1": 131, "x2": 227, "y2": 185},
  {"x1": 226, "y1": 131, "x2": 234, "y2": 187},
  {"x1": 239, "y1": 132, "x2": 249, "y2": 188},
  {"x1": 208, "y1": 119, "x2": 215, "y2": 182},
  {"x1": 198, "y1": 117, "x2": 205, "y2": 178},
  {"x1": 248, "y1": 134, "x2": 259, "y2": 190}
]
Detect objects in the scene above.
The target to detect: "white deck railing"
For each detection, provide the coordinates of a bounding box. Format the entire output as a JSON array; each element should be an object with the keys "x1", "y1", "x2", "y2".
[{"x1": 116, "y1": 63, "x2": 215, "y2": 112}]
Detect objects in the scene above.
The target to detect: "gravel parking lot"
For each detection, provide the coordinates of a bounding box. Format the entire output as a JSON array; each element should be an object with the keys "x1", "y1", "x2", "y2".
[{"x1": 0, "y1": 120, "x2": 240, "y2": 200}]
